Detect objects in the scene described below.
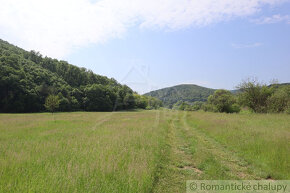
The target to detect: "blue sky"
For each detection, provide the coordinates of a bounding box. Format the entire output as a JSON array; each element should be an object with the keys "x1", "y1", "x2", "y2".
[{"x1": 1, "y1": 0, "x2": 290, "y2": 93}]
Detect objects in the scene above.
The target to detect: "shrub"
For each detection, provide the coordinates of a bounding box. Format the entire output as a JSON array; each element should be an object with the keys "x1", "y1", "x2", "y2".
[
  {"x1": 207, "y1": 89, "x2": 239, "y2": 113},
  {"x1": 285, "y1": 101, "x2": 290, "y2": 114},
  {"x1": 229, "y1": 103, "x2": 241, "y2": 113},
  {"x1": 202, "y1": 103, "x2": 218, "y2": 112},
  {"x1": 146, "y1": 106, "x2": 153, "y2": 110},
  {"x1": 266, "y1": 86, "x2": 290, "y2": 113},
  {"x1": 192, "y1": 101, "x2": 204, "y2": 111},
  {"x1": 237, "y1": 79, "x2": 273, "y2": 113},
  {"x1": 178, "y1": 102, "x2": 189, "y2": 110}
]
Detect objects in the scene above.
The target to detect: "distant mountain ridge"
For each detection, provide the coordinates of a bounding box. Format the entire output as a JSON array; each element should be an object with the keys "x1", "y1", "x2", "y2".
[{"x1": 144, "y1": 84, "x2": 215, "y2": 107}]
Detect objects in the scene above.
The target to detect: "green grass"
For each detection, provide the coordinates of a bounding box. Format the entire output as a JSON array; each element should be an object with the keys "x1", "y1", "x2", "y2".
[
  {"x1": 185, "y1": 111, "x2": 290, "y2": 180},
  {"x1": 0, "y1": 110, "x2": 289, "y2": 192},
  {"x1": 0, "y1": 111, "x2": 168, "y2": 193}
]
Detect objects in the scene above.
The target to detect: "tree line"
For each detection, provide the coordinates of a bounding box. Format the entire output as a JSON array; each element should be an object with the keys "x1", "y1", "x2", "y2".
[
  {"x1": 0, "y1": 39, "x2": 162, "y2": 113},
  {"x1": 174, "y1": 79, "x2": 290, "y2": 114}
]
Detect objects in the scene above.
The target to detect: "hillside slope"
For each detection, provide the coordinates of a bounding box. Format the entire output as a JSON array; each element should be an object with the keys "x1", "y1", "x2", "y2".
[
  {"x1": 144, "y1": 84, "x2": 215, "y2": 107},
  {"x1": 0, "y1": 39, "x2": 136, "y2": 112}
]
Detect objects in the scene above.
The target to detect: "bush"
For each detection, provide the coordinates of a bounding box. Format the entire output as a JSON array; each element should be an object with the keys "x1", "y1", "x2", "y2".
[
  {"x1": 237, "y1": 79, "x2": 273, "y2": 113},
  {"x1": 237, "y1": 79, "x2": 290, "y2": 113},
  {"x1": 172, "y1": 101, "x2": 204, "y2": 111},
  {"x1": 145, "y1": 106, "x2": 153, "y2": 110},
  {"x1": 192, "y1": 101, "x2": 204, "y2": 111},
  {"x1": 134, "y1": 94, "x2": 148, "y2": 109},
  {"x1": 229, "y1": 103, "x2": 241, "y2": 113},
  {"x1": 266, "y1": 86, "x2": 290, "y2": 113},
  {"x1": 207, "y1": 89, "x2": 239, "y2": 113},
  {"x1": 285, "y1": 101, "x2": 290, "y2": 114},
  {"x1": 178, "y1": 102, "x2": 189, "y2": 110},
  {"x1": 201, "y1": 103, "x2": 218, "y2": 112}
]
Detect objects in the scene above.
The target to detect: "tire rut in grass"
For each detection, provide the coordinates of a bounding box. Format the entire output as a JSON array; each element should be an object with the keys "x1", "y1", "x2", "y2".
[
  {"x1": 154, "y1": 110, "x2": 271, "y2": 193},
  {"x1": 180, "y1": 111, "x2": 262, "y2": 180},
  {"x1": 153, "y1": 110, "x2": 203, "y2": 193}
]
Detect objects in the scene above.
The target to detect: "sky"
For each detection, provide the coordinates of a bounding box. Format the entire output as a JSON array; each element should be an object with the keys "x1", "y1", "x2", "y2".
[{"x1": 1, "y1": 0, "x2": 290, "y2": 94}]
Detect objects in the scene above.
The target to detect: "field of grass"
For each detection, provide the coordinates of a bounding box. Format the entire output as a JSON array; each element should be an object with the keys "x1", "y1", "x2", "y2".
[
  {"x1": 0, "y1": 110, "x2": 289, "y2": 192},
  {"x1": 185, "y1": 111, "x2": 290, "y2": 180},
  {"x1": 0, "y1": 111, "x2": 169, "y2": 192}
]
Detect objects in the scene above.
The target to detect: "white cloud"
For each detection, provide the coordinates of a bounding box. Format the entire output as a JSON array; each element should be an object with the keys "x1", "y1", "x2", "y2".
[
  {"x1": 251, "y1": 14, "x2": 290, "y2": 24},
  {"x1": 231, "y1": 42, "x2": 263, "y2": 49},
  {"x1": 0, "y1": 0, "x2": 287, "y2": 58}
]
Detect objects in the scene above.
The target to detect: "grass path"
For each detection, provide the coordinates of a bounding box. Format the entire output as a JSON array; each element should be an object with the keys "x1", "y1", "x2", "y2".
[
  {"x1": 181, "y1": 111, "x2": 262, "y2": 180},
  {"x1": 154, "y1": 110, "x2": 262, "y2": 193},
  {"x1": 153, "y1": 110, "x2": 197, "y2": 193}
]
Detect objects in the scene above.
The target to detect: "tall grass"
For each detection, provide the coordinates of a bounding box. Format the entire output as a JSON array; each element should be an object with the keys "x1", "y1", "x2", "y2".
[
  {"x1": 1, "y1": 110, "x2": 289, "y2": 193},
  {"x1": 185, "y1": 112, "x2": 290, "y2": 179},
  {"x1": 0, "y1": 111, "x2": 168, "y2": 193}
]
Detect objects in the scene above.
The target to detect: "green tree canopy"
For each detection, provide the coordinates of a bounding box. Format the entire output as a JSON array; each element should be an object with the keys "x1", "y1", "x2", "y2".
[
  {"x1": 44, "y1": 95, "x2": 60, "y2": 113},
  {"x1": 0, "y1": 39, "x2": 162, "y2": 112},
  {"x1": 208, "y1": 89, "x2": 240, "y2": 113},
  {"x1": 237, "y1": 79, "x2": 273, "y2": 113}
]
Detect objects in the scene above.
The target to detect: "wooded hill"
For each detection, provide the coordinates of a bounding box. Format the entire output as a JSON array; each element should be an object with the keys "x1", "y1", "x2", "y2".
[
  {"x1": 147, "y1": 82, "x2": 290, "y2": 113},
  {"x1": 0, "y1": 39, "x2": 162, "y2": 113},
  {"x1": 144, "y1": 84, "x2": 215, "y2": 107}
]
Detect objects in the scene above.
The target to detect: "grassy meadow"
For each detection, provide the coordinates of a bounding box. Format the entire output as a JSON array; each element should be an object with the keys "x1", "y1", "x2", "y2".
[{"x1": 0, "y1": 110, "x2": 289, "y2": 192}]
